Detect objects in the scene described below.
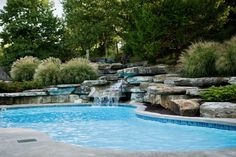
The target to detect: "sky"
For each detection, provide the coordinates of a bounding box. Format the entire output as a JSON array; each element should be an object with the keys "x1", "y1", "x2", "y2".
[{"x1": 0, "y1": 0, "x2": 64, "y2": 17}]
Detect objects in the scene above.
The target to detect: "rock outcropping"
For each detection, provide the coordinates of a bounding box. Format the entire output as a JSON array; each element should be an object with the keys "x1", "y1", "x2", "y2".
[{"x1": 1, "y1": 63, "x2": 235, "y2": 118}]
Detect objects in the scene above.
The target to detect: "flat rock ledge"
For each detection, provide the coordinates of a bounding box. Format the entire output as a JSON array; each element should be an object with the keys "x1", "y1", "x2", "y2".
[
  {"x1": 81, "y1": 80, "x2": 109, "y2": 86},
  {"x1": 147, "y1": 85, "x2": 195, "y2": 95},
  {"x1": 200, "y1": 102, "x2": 236, "y2": 118},
  {"x1": 99, "y1": 75, "x2": 119, "y2": 81},
  {"x1": 0, "y1": 92, "x2": 47, "y2": 97},
  {"x1": 126, "y1": 76, "x2": 153, "y2": 85},
  {"x1": 117, "y1": 65, "x2": 168, "y2": 77},
  {"x1": 164, "y1": 77, "x2": 229, "y2": 87}
]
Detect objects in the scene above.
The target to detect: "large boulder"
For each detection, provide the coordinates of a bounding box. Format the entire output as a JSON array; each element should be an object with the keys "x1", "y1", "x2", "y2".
[
  {"x1": 143, "y1": 93, "x2": 161, "y2": 105},
  {"x1": 169, "y1": 99, "x2": 200, "y2": 116},
  {"x1": 131, "y1": 93, "x2": 145, "y2": 102},
  {"x1": 126, "y1": 76, "x2": 153, "y2": 85},
  {"x1": 164, "y1": 77, "x2": 229, "y2": 87},
  {"x1": 144, "y1": 85, "x2": 190, "y2": 106},
  {"x1": 130, "y1": 87, "x2": 146, "y2": 102},
  {"x1": 160, "y1": 95, "x2": 188, "y2": 110},
  {"x1": 117, "y1": 65, "x2": 168, "y2": 77},
  {"x1": 200, "y1": 102, "x2": 236, "y2": 118}
]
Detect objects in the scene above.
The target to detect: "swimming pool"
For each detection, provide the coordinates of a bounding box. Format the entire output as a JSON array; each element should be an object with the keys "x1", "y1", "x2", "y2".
[{"x1": 1, "y1": 104, "x2": 236, "y2": 151}]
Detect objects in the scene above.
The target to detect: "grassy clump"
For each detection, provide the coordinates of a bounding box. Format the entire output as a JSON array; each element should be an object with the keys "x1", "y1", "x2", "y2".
[
  {"x1": 179, "y1": 36, "x2": 236, "y2": 77},
  {"x1": 34, "y1": 57, "x2": 61, "y2": 86},
  {"x1": 59, "y1": 58, "x2": 98, "y2": 84},
  {"x1": 179, "y1": 41, "x2": 219, "y2": 77},
  {"x1": 10, "y1": 56, "x2": 40, "y2": 81},
  {"x1": 216, "y1": 36, "x2": 236, "y2": 76},
  {"x1": 200, "y1": 84, "x2": 236, "y2": 102}
]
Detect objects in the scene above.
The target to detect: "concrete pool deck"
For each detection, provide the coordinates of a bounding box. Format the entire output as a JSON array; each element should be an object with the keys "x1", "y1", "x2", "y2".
[
  {"x1": 1, "y1": 103, "x2": 236, "y2": 157},
  {"x1": 1, "y1": 128, "x2": 236, "y2": 157}
]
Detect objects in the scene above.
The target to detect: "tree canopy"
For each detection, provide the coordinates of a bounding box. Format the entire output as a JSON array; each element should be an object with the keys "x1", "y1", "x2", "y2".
[
  {"x1": 123, "y1": 0, "x2": 231, "y2": 62},
  {"x1": 0, "y1": 0, "x2": 235, "y2": 66},
  {"x1": 0, "y1": 0, "x2": 64, "y2": 67},
  {"x1": 63, "y1": 0, "x2": 121, "y2": 57}
]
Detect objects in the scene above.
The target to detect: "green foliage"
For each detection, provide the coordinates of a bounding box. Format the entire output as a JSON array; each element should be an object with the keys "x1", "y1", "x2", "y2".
[
  {"x1": 63, "y1": 0, "x2": 121, "y2": 57},
  {"x1": 200, "y1": 84, "x2": 236, "y2": 102},
  {"x1": 179, "y1": 42, "x2": 219, "y2": 77},
  {"x1": 179, "y1": 35, "x2": 236, "y2": 77},
  {"x1": 0, "y1": 0, "x2": 65, "y2": 67},
  {"x1": 34, "y1": 57, "x2": 61, "y2": 86},
  {"x1": 10, "y1": 56, "x2": 40, "y2": 81},
  {"x1": 123, "y1": 0, "x2": 230, "y2": 62},
  {"x1": 0, "y1": 81, "x2": 43, "y2": 93},
  {"x1": 216, "y1": 36, "x2": 236, "y2": 76},
  {"x1": 59, "y1": 58, "x2": 98, "y2": 84}
]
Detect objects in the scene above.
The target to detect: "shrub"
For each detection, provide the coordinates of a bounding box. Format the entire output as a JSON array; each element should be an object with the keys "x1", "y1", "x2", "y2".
[
  {"x1": 0, "y1": 81, "x2": 43, "y2": 93},
  {"x1": 178, "y1": 41, "x2": 219, "y2": 78},
  {"x1": 34, "y1": 57, "x2": 61, "y2": 86},
  {"x1": 216, "y1": 36, "x2": 236, "y2": 76},
  {"x1": 200, "y1": 84, "x2": 236, "y2": 102},
  {"x1": 10, "y1": 56, "x2": 40, "y2": 81},
  {"x1": 59, "y1": 58, "x2": 98, "y2": 84}
]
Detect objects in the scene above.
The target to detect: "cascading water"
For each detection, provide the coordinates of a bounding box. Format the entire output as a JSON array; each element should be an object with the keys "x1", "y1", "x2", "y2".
[{"x1": 92, "y1": 80, "x2": 125, "y2": 105}]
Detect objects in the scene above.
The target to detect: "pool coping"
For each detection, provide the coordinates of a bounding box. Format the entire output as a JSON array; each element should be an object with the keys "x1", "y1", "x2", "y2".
[{"x1": 1, "y1": 102, "x2": 236, "y2": 157}]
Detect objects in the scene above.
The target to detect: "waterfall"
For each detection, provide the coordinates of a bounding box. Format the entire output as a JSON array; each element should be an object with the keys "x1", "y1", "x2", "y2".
[{"x1": 92, "y1": 80, "x2": 125, "y2": 105}]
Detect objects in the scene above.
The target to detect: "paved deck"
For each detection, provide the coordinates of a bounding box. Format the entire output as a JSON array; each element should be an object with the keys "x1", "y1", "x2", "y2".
[{"x1": 0, "y1": 128, "x2": 236, "y2": 157}]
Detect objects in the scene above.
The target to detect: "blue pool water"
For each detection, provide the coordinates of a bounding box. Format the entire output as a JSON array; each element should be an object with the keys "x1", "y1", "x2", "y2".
[{"x1": 1, "y1": 105, "x2": 236, "y2": 151}]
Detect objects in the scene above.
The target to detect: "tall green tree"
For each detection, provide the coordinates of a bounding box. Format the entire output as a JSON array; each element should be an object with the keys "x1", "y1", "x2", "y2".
[
  {"x1": 63, "y1": 0, "x2": 121, "y2": 58},
  {"x1": 0, "y1": 0, "x2": 64, "y2": 67},
  {"x1": 123, "y1": 0, "x2": 231, "y2": 63}
]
